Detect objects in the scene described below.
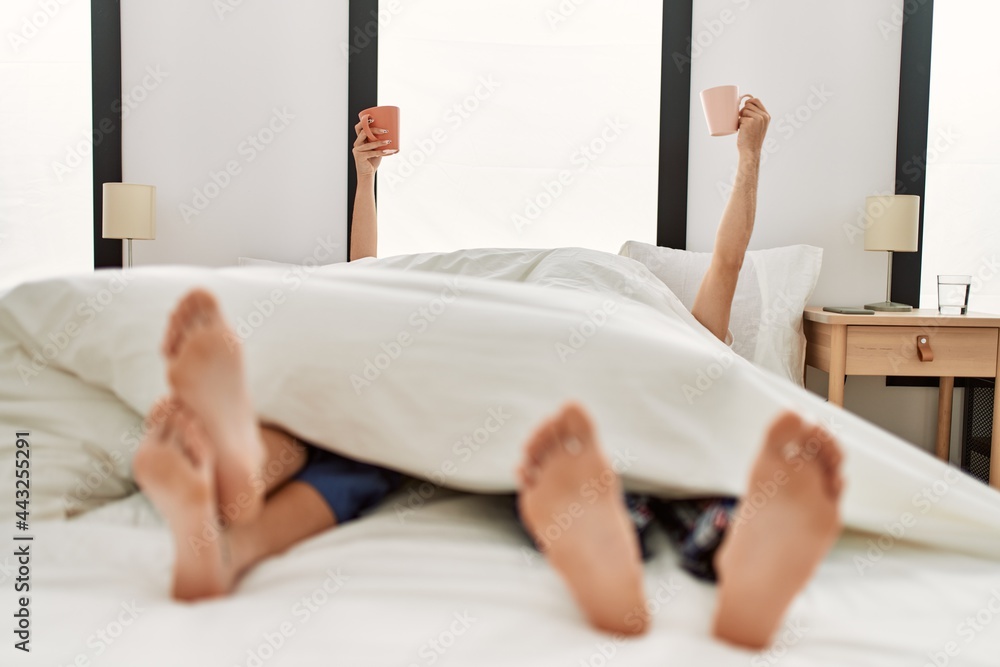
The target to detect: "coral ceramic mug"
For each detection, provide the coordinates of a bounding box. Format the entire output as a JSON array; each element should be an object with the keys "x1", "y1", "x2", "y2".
[
  {"x1": 359, "y1": 105, "x2": 399, "y2": 154},
  {"x1": 699, "y1": 86, "x2": 752, "y2": 137}
]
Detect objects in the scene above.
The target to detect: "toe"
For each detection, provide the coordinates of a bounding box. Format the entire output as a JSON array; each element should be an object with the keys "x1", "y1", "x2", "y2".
[
  {"x1": 157, "y1": 410, "x2": 175, "y2": 443},
  {"x1": 805, "y1": 425, "x2": 840, "y2": 466},
  {"x1": 161, "y1": 325, "x2": 175, "y2": 358},
  {"x1": 176, "y1": 292, "x2": 199, "y2": 329},
  {"x1": 762, "y1": 410, "x2": 806, "y2": 459},
  {"x1": 164, "y1": 295, "x2": 195, "y2": 357},
  {"x1": 558, "y1": 402, "x2": 596, "y2": 454},
  {"x1": 162, "y1": 310, "x2": 182, "y2": 357},
  {"x1": 188, "y1": 288, "x2": 222, "y2": 326},
  {"x1": 524, "y1": 417, "x2": 558, "y2": 468},
  {"x1": 831, "y1": 472, "x2": 845, "y2": 499},
  {"x1": 516, "y1": 463, "x2": 536, "y2": 489},
  {"x1": 820, "y1": 437, "x2": 846, "y2": 498},
  {"x1": 821, "y1": 431, "x2": 844, "y2": 471},
  {"x1": 173, "y1": 290, "x2": 205, "y2": 332},
  {"x1": 803, "y1": 424, "x2": 827, "y2": 451},
  {"x1": 798, "y1": 424, "x2": 845, "y2": 499},
  {"x1": 145, "y1": 397, "x2": 175, "y2": 430}
]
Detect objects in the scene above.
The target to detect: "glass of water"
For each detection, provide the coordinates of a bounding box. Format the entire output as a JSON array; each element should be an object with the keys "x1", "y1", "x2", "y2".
[{"x1": 937, "y1": 275, "x2": 971, "y2": 315}]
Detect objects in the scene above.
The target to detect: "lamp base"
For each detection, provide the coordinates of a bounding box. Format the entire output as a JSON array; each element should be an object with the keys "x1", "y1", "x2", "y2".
[{"x1": 864, "y1": 301, "x2": 913, "y2": 312}]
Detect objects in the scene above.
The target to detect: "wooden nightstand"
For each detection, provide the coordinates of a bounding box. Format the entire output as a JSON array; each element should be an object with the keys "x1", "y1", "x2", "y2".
[{"x1": 802, "y1": 307, "x2": 1000, "y2": 488}]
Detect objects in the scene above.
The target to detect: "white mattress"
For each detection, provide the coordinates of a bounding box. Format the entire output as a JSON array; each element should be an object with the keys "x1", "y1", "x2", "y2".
[{"x1": 14, "y1": 491, "x2": 1000, "y2": 667}]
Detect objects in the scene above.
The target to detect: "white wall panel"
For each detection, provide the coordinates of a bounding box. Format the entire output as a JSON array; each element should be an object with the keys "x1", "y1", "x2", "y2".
[
  {"x1": 122, "y1": 2, "x2": 350, "y2": 267},
  {"x1": 688, "y1": 0, "x2": 903, "y2": 310},
  {"x1": 921, "y1": 0, "x2": 1000, "y2": 314},
  {"x1": 376, "y1": 0, "x2": 663, "y2": 256},
  {"x1": 0, "y1": 0, "x2": 93, "y2": 291}
]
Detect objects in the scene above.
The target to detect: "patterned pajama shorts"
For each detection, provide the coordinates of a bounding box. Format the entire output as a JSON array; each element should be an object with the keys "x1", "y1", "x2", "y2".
[{"x1": 625, "y1": 493, "x2": 738, "y2": 582}]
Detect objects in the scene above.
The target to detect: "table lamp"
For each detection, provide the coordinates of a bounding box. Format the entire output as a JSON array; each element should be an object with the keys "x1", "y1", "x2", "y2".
[
  {"x1": 102, "y1": 183, "x2": 156, "y2": 268},
  {"x1": 864, "y1": 194, "x2": 920, "y2": 312}
]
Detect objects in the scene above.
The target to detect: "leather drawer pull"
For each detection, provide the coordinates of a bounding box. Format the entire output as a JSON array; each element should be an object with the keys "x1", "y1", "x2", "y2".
[{"x1": 917, "y1": 336, "x2": 934, "y2": 362}]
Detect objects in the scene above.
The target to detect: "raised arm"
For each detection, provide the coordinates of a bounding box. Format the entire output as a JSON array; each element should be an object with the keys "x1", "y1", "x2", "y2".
[
  {"x1": 350, "y1": 119, "x2": 393, "y2": 261},
  {"x1": 691, "y1": 97, "x2": 770, "y2": 342}
]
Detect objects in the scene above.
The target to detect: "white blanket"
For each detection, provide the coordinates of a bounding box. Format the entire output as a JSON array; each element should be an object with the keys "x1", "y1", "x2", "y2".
[{"x1": 1, "y1": 248, "x2": 999, "y2": 560}]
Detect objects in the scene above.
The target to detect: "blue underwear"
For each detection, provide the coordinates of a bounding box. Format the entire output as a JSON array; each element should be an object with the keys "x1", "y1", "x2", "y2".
[{"x1": 293, "y1": 443, "x2": 404, "y2": 524}]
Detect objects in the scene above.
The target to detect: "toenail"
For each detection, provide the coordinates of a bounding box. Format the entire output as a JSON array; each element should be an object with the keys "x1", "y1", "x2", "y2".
[{"x1": 563, "y1": 437, "x2": 583, "y2": 455}]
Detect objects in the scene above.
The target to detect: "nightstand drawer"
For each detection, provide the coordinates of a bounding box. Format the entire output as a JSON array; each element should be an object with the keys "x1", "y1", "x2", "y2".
[{"x1": 845, "y1": 326, "x2": 998, "y2": 377}]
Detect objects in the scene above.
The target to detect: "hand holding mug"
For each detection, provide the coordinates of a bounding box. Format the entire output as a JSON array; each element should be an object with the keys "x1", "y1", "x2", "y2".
[
  {"x1": 736, "y1": 97, "x2": 770, "y2": 156},
  {"x1": 700, "y1": 85, "x2": 753, "y2": 137},
  {"x1": 353, "y1": 105, "x2": 399, "y2": 177}
]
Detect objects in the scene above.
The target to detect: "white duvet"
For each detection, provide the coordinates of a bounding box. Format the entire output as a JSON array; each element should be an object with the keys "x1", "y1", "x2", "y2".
[{"x1": 1, "y1": 247, "x2": 999, "y2": 666}]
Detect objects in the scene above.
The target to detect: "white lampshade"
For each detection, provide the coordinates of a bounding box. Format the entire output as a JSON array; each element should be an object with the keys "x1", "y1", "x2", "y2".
[
  {"x1": 102, "y1": 183, "x2": 156, "y2": 240},
  {"x1": 864, "y1": 195, "x2": 920, "y2": 252}
]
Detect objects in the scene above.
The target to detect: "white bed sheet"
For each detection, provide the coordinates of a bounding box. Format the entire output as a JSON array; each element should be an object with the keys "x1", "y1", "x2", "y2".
[{"x1": 12, "y1": 491, "x2": 1000, "y2": 667}]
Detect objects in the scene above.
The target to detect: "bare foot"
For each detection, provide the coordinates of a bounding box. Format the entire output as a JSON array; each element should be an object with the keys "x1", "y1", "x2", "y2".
[
  {"x1": 517, "y1": 403, "x2": 649, "y2": 636},
  {"x1": 134, "y1": 403, "x2": 237, "y2": 600},
  {"x1": 712, "y1": 411, "x2": 843, "y2": 649},
  {"x1": 162, "y1": 289, "x2": 264, "y2": 524}
]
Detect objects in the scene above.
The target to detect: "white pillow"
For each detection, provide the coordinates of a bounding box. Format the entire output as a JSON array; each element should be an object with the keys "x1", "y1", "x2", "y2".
[
  {"x1": 619, "y1": 241, "x2": 822, "y2": 385},
  {"x1": 0, "y1": 333, "x2": 140, "y2": 520}
]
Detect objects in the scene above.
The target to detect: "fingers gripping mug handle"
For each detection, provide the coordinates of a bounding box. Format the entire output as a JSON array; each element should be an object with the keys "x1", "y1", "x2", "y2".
[
  {"x1": 739, "y1": 94, "x2": 753, "y2": 110},
  {"x1": 360, "y1": 113, "x2": 378, "y2": 142}
]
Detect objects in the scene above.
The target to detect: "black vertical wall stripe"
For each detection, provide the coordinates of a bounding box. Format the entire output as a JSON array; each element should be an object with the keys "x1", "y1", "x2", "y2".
[{"x1": 92, "y1": 0, "x2": 124, "y2": 269}]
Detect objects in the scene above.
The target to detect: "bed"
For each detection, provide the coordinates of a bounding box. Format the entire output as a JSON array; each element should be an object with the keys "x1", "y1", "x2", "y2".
[{"x1": 1, "y1": 246, "x2": 999, "y2": 666}]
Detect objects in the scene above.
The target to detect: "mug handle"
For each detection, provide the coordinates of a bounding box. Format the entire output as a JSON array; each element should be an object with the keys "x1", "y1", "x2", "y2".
[
  {"x1": 738, "y1": 94, "x2": 753, "y2": 110},
  {"x1": 359, "y1": 113, "x2": 379, "y2": 142}
]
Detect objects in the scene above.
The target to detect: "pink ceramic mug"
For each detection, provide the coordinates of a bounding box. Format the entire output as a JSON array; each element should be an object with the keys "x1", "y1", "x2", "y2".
[
  {"x1": 699, "y1": 86, "x2": 752, "y2": 137},
  {"x1": 359, "y1": 105, "x2": 399, "y2": 155}
]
